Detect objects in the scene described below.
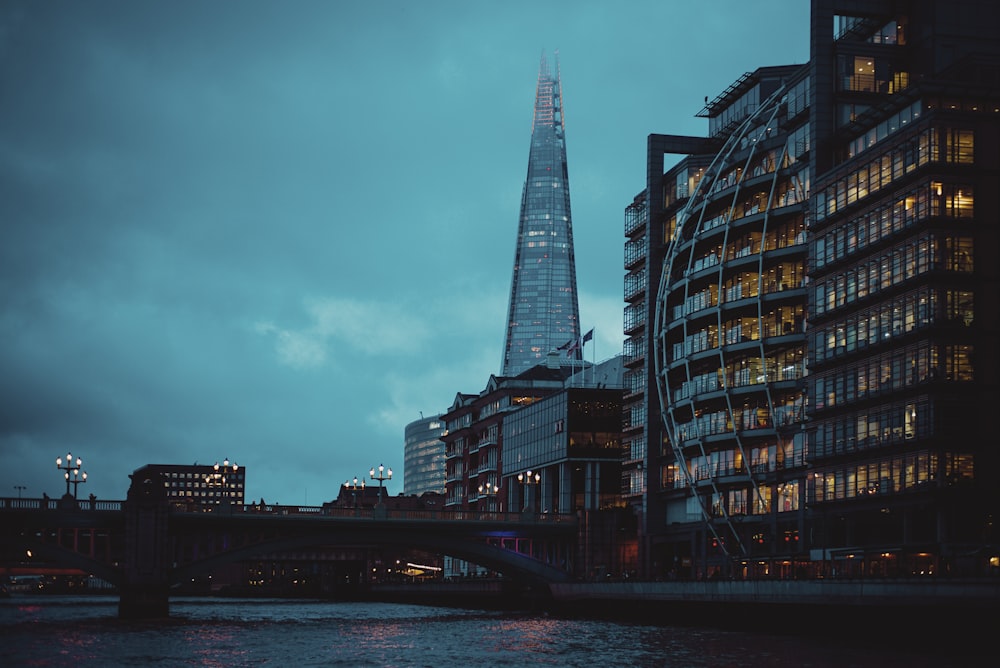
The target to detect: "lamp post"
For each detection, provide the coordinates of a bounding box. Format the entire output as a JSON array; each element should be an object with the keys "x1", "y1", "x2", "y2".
[
  {"x1": 478, "y1": 482, "x2": 499, "y2": 512},
  {"x1": 55, "y1": 453, "x2": 86, "y2": 499},
  {"x1": 369, "y1": 464, "x2": 392, "y2": 506},
  {"x1": 205, "y1": 458, "x2": 238, "y2": 505},
  {"x1": 347, "y1": 476, "x2": 366, "y2": 510},
  {"x1": 517, "y1": 470, "x2": 541, "y2": 512},
  {"x1": 14, "y1": 485, "x2": 25, "y2": 499}
]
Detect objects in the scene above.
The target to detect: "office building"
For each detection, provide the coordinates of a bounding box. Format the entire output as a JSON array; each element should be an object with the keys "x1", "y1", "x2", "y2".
[
  {"x1": 631, "y1": 0, "x2": 999, "y2": 579},
  {"x1": 651, "y1": 65, "x2": 811, "y2": 579},
  {"x1": 403, "y1": 415, "x2": 447, "y2": 496},
  {"x1": 502, "y1": 51, "x2": 582, "y2": 376},
  {"x1": 130, "y1": 461, "x2": 246, "y2": 511},
  {"x1": 805, "y1": 0, "x2": 1000, "y2": 577}
]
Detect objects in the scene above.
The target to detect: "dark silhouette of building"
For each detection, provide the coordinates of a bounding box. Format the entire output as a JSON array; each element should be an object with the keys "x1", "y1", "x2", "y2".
[
  {"x1": 131, "y1": 462, "x2": 245, "y2": 511},
  {"x1": 502, "y1": 51, "x2": 582, "y2": 376}
]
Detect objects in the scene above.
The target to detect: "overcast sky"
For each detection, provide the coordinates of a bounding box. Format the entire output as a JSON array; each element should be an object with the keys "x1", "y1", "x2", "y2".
[{"x1": 0, "y1": 1, "x2": 809, "y2": 504}]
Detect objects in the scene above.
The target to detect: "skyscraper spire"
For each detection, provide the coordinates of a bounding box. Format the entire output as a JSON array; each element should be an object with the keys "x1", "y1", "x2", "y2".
[{"x1": 501, "y1": 51, "x2": 580, "y2": 376}]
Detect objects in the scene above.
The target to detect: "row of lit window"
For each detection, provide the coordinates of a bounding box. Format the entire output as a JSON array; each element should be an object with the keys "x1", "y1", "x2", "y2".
[
  {"x1": 808, "y1": 451, "x2": 972, "y2": 503},
  {"x1": 714, "y1": 261, "x2": 805, "y2": 306},
  {"x1": 168, "y1": 490, "x2": 234, "y2": 497},
  {"x1": 165, "y1": 471, "x2": 243, "y2": 480},
  {"x1": 811, "y1": 288, "x2": 973, "y2": 365},
  {"x1": 812, "y1": 233, "x2": 973, "y2": 317},
  {"x1": 674, "y1": 404, "x2": 780, "y2": 442},
  {"x1": 719, "y1": 307, "x2": 804, "y2": 346},
  {"x1": 837, "y1": 54, "x2": 909, "y2": 95},
  {"x1": 671, "y1": 259, "x2": 805, "y2": 322},
  {"x1": 710, "y1": 151, "x2": 778, "y2": 195},
  {"x1": 167, "y1": 481, "x2": 240, "y2": 489},
  {"x1": 814, "y1": 126, "x2": 974, "y2": 222},
  {"x1": 684, "y1": 177, "x2": 804, "y2": 242},
  {"x1": 687, "y1": 481, "x2": 801, "y2": 517},
  {"x1": 811, "y1": 397, "x2": 930, "y2": 458},
  {"x1": 671, "y1": 315, "x2": 806, "y2": 359},
  {"x1": 669, "y1": 392, "x2": 803, "y2": 440},
  {"x1": 672, "y1": 438, "x2": 807, "y2": 485},
  {"x1": 813, "y1": 181, "x2": 974, "y2": 272},
  {"x1": 812, "y1": 342, "x2": 974, "y2": 412}
]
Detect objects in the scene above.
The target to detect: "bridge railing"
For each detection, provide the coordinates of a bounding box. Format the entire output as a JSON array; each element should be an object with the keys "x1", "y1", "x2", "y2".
[
  {"x1": 1, "y1": 498, "x2": 576, "y2": 524},
  {"x1": 0, "y1": 497, "x2": 123, "y2": 512},
  {"x1": 184, "y1": 503, "x2": 576, "y2": 523}
]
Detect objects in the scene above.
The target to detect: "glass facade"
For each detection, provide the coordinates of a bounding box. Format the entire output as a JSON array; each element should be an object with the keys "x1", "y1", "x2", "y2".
[
  {"x1": 803, "y1": 0, "x2": 999, "y2": 577},
  {"x1": 402, "y1": 415, "x2": 446, "y2": 496},
  {"x1": 634, "y1": 0, "x2": 1000, "y2": 581},
  {"x1": 653, "y1": 65, "x2": 811, "y2": 578},
  {"x1": 502, "y1": 52, "x2": 581, "y2": 376}
]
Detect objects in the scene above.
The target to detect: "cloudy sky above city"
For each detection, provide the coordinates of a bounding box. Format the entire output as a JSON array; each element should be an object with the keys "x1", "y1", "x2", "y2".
[{"x1": 0, "y1": 1, "x2": 808, "y2": 504}]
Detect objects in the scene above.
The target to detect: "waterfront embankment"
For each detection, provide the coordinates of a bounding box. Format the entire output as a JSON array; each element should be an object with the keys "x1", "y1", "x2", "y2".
[{"x1": 373, "y1": 577, "x2": 1000, "y2": 642}]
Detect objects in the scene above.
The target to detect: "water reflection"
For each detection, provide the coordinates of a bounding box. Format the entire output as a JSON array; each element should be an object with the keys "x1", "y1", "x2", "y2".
[{"x1": 0, "y1": 597, "x2": 989, "y2": 667}]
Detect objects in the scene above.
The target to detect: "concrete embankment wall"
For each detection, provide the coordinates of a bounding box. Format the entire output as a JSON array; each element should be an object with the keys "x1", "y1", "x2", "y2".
[
  {"x1": 545, "y1": 580, "x2": 1000, "y2": 639},
  {"x1": 547, "y1": 579, "x2": 1000, "y2": 607}
]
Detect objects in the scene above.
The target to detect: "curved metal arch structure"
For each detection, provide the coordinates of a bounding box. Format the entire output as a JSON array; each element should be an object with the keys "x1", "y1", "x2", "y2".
[{"x1": 654, "y1": 74, "x2": 809, "y2": 560}]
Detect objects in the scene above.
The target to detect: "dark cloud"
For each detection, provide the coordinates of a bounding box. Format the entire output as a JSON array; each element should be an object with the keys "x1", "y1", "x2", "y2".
[{"x1": 0, "y1": 0, "x2": 808, "y2": 503}]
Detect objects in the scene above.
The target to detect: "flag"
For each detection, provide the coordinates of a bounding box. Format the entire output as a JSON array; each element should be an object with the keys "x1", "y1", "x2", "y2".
[{"x1": 565, "y1": 328, "x2": 594, "y2": 357}]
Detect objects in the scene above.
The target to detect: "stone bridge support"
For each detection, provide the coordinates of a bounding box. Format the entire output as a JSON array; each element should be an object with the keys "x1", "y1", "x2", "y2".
[{"x1": 119, "y1": 472, "x2": 171, "y2": 619}]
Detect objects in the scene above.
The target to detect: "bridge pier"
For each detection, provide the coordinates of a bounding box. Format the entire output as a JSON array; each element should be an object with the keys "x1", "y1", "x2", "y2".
[
  {"x1": 119, "y1": 470, "x2": 172, "y2": 619},
  {"x1": 119, "y1": 583, "x2": 170, "y2": 619}
]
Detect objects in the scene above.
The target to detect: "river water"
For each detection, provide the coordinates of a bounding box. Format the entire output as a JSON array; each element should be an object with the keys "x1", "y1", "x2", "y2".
[{"x1": 0, "y1": 595, "x2": 987, "y2": 667}]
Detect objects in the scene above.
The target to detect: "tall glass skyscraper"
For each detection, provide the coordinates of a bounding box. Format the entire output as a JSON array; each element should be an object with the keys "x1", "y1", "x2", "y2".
[{"x1": 501, "y1": 52, "x2": 581, "y2": 376}]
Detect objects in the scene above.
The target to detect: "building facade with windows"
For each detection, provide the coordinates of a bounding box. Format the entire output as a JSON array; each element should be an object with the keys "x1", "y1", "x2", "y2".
[
  {"x1": 502, "y1": 51, "x2": 582, "y2": 376},
  {"x1": 651, "y1": 65, "x2": 812, "y2": 580},
  {"x1": 804, "y1": 0, "x2": 1000, "y2": 577},
  {"x1": 130, "y1": 462, "x2": 246, "y2": 511},
  {"x1": 402, "y1": 415, "x2": 447, "y2": 496},
  {"x1": 631, "y1": 0, "x2": 999, "y2": 580},
  {"x1": 441, "y1": 357, "x2": 573, "y2": 512}
]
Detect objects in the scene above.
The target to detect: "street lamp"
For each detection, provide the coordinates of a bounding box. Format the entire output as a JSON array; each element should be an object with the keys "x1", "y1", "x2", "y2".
[
  {"x1": 346, "y1": 476, "x2": 366, "y2": 509},
  {"x1": 369, "y1": 464, "x2": 392, "y2": 506},
  {"x1": 517, "y1": 470, "x2": 541, "y2": 512},
  {"x1": 55, "y1": 453, "x2": 87, "y2": 499},
  {"x1": 14, "y1": 485, "x2": 25, "y2": 499},
  {"x1": 478, "y1": 482, "x2": 500, "y2": 513}
]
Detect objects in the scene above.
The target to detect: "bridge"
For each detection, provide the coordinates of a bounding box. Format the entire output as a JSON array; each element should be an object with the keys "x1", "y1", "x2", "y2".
[{"x1": 0, "y1": 478, "x2": 578, "y2": 618}]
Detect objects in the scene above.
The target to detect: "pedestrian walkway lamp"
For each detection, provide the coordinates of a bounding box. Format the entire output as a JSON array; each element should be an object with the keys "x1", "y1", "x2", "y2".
[
  {"x1": 56, "y1": 453, "x2": 87, "y2": 499},
  {"x1": 347, "y1": 476, "x2": 365, "y2": 509},
  {"x1": 478, "y1": 482, "x2": 499, "y2": 512},
  {"x1": 517, "y1": 470, "x2": 540, "y2": 512},
  {"x1": 370, "y1": 464, "x2": 392, "y2": 506}
]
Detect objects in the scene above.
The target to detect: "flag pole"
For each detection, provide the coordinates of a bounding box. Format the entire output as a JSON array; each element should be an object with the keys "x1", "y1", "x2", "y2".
[{"x1": 588, "y1": 327, "x2": 594, "y2": 386}]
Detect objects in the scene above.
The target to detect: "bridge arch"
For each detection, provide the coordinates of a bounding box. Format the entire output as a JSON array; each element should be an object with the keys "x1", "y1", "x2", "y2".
[
  {"x1": 172, "y1": 524, "x2": 574, "y2": 588},
  {"x1": 0, "y1": 534, "x2": 122, "y2": 587}
]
